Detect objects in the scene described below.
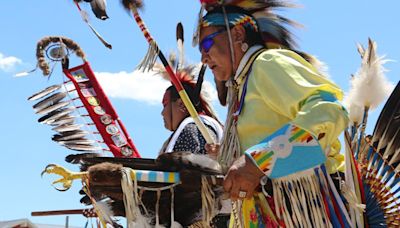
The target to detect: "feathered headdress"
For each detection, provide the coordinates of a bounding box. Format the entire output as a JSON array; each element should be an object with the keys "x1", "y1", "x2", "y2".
[
  {"x1": 193, "y1": 0, "x2": 299, "y2": 50},
  {"x1": 153, "y1": 23, "x2": 219, "y2": 122}
]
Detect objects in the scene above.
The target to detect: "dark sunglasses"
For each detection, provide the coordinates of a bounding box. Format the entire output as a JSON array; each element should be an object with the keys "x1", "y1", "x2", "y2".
[{"x1": 199, "y1": 29, "x2": 226, "y2": 53}]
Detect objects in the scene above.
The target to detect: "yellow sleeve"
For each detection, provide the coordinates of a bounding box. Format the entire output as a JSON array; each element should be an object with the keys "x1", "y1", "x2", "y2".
[{"x1": 251, "y1": 50, "x2": 349, "y2": 167}]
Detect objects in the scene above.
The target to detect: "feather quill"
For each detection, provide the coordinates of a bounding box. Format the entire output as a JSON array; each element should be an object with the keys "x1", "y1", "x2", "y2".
[
  {"x1": 28, "y1": 84, "x2": 61, "y2": 101},
  {"x1": 65, "y1": 153, "x2": 101, "y2": 164},
  {"x1": 343, "y1": 77, "x2": 364, "y2": 125},
  {"x1": 348, "y1": 38, "x2": 394, "y2": 110},
  {"x1": 176, "y1": 22, "x2": 184, "y2": 71},
  {"x1": 52, "y1": 124, "x2": 83, "y2": 133},
  {"x1": 36, "y1": 101, "x2": 70, "y2": 115},
  {"x1": 371, "y1": 82, "x2": 400, "y2": 146},
  {"x1": 157, "y1": 151, "x2": 223, "y2": 175},
  {"x1": 32, "y1": 92, "x2": 67, "y2": 110},
  {"x1": 38, "y1": 107, "x2": 75, "y2": 124},
  {"x1": 48, "y1": 115, "x2": 76, "y2": 126}
]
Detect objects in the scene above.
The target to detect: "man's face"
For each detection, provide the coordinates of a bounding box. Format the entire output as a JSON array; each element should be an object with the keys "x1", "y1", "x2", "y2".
[{"x1": 199, "y1": 26, "x2": 233, "y2": 82}]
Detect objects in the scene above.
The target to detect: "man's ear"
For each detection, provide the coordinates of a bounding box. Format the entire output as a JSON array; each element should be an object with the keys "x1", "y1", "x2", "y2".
[{"x1": 231, "y1": 25, "x2": 246, "y2": 43}]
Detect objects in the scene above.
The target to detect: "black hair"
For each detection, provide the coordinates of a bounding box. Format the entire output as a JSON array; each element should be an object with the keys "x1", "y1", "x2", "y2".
[{"x1": 166, "y1": 82, "x2": 203, "y2": 113}]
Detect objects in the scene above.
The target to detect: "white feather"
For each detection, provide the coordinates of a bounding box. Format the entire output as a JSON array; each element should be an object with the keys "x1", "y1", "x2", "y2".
[
  {"x1": 80, "y1": 10, "x2": 90, "y2": 23},
  {"x1": 183, "y1": 152, "x2": 222, "y2": 173},
  {"x1": 14, "y1": 72, "x2": 29, "y2": 77},
  {"x1": 343, "y1": 90, "x2": 364, "y2": 124},
  {"x1": 171, "y1": 221, "x2": 183, "y2": 228},
  {"x1": 347, "y1": 39, "x2": 394, "y2": 110},
  {"x1": 95, "y1": 200, "x2": 114, "y2": 225},
  {"x1": 177, "y1": 40, "x2": 184, "y2": 70}
]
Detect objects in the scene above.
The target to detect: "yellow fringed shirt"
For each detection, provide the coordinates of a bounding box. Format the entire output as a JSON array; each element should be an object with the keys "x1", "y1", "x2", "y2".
[{"x1": 235, "y1": 48, "x2": 348, "y2": 174}]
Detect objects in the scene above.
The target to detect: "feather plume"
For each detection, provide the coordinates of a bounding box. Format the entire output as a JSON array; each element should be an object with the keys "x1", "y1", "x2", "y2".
[
  {"x1": 343, "y1": 76, "x2": 364, "y2": 125},
  {"x1": 121, "y1": 0, "x2": 143, "y2": 10},
  {"x1": 94, "y1": 200, "x2": 117, "y2": 226},
  {"x1": 348, "y1": 38, "x2": 394, "y2": 110},
  {"x1": 153, "y1": 53, "x2": 198, "y2": 82},
  {"x1": 356, "y1": 43, "x2": 365, "y2": 58},
  {"x1": 176, "y1": 22, "x2": 184, "y2": 70}
]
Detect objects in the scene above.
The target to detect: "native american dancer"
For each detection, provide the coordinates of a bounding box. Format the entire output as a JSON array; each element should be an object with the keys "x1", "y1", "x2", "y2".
[
  {"x1": 33, "y1": 27, "x2": 228, "y2": 227},
  {"x1": 143, "y1": 48, "x2": 229, "y2": 226},
  {"x1": 193, "y1": 0, "x2": 400, "y2": 227},
  {"x1": 33, "y1": 1, "x2": 400, "y2": 227}
]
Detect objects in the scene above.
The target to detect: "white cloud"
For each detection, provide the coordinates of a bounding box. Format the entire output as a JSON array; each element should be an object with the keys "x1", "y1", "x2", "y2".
[
  {"x1": 95, "y1": 70, "x2": 170, "y2": 105},
  {"x1": 0, "y1": 52, "x2": 22, "y2": 72},
  {"x1": 95, "y1": 70, "x2": 218, "y2": 105}
]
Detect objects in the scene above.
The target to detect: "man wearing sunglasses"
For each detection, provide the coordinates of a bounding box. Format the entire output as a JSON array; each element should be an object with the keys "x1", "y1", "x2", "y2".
[{"x1": 197, "y1": 2, "x2": 350, "y2": 227}]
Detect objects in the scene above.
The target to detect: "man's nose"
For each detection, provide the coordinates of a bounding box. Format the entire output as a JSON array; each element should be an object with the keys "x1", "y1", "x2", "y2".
[{"x1": 201, "y1": 51, "x2": 209, "y2": 65}]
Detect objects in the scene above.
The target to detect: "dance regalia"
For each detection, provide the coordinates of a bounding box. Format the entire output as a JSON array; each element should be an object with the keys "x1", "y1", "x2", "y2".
[
  {"x1": 162, "y1": 115, "x2": 223, "y2": 155},
  {"x1": 227, "y1": 45, "x2": 351, "y2": 227}
]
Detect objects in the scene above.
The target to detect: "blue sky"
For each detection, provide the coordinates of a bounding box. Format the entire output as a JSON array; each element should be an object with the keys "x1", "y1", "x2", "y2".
[{"x1": 0, "y1": 0, "x2": 399, "y2": 226}]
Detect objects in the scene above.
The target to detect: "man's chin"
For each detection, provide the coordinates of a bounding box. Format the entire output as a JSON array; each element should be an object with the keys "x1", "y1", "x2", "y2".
[{"x1": 213, "y1": 70, "x2": 230, "y2": 82}]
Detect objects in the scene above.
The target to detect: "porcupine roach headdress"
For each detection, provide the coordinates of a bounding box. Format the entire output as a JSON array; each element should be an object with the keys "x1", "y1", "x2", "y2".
[
  {"x1": 194, "y1": 0, "x2": 329, "y2": 108},
  {"x1": 154, "y1": 54, "x2": 219, "y2": 122},
  {"x1": 194, "y1": 0, "x2": 300, "y2": 50},
  {"x1": 153, "y1": 23, "x2": 219, "y2": 123}
]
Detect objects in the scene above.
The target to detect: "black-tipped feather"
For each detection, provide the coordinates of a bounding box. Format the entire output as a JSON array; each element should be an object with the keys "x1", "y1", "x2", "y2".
[
  {"x1": 38, "y1": 109, "x2": 67, "y2": 124},
  {"x1": 373, "y1": 83, "x2": 400, "y2": 153},
  {"x1": 193, "y1": 64, "x2": 206, "y2": 109},
  {"x1": 176, "y1": 22, "x2": 184, "y2": 70},
  {"x1": 76, "y1": 156, "x2": 163, "y2": 171},
  {"x1": 387, "y1": 128, "x2": 400, "y2": 165},
  {"x1": 66, "y1": 153, "x2": 102, "y2": 164},
  {"x1": 176, "y1": 22, "x2": 184, "y2": 43},
  {"x1": 59, "y1": 139, "x2": 95, "y2": 145},
  {"x1": 38, "y1": 107, "x2": 75, "y2": 124},
  {"x1": 28, "y1": 84, "x2": 61, "y2": 101},
  {"x1": 371, "y1": 82, "x2": 400, "y2": 147},
  {"x1": 63, "y1": 143, "x2": 102, "y2": 152},
  {"x1": 32, "y1": 92, "x2": 67, "y2": 110},
  {"x1": 157, "y1": 151, "x2": 223, "y2": 175},
  {"x1": 48, "y1": 115, "x2": 76, "y2": 126},
  {"x1": 52, "y1": 130, "x2": 88, "y2": 142},
  {"x1": 90, "y1": 0, "x2": 109, "y2": 20},
  {"x1": 35, "y1": 101, "x2": 70, "y2": 115},
  {"x1": 52, "y1": 124, "x2": 83, "y2": 133}
]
